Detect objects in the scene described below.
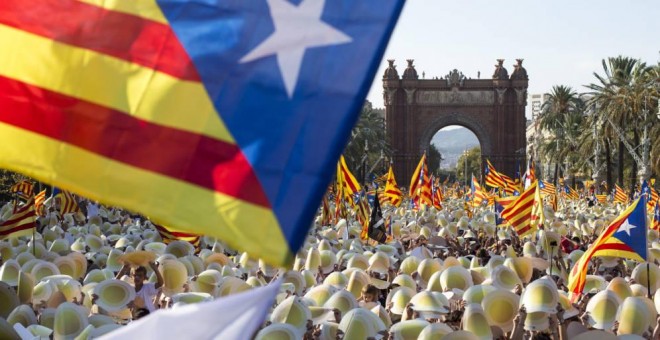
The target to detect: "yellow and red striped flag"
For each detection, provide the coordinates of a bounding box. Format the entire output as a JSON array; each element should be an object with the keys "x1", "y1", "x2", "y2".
[
  {"x1": 383, "y1": 165, "x2": 402, "y2": 207},
  {"x1": 539, "y1": 180, "x2": 556, "y2": 197},
  {"x1": 154, "y1": 224, "x2": 200, "y2": 250},
  {"x1": 501, "y1": 181, "x2": 538, "y2": 237},
  {"x1": 548, "y1": 193, "x2": 558, "y2": 212},
  {"x1": 561, "y1": 185, "x2": 579, "y2": 200},
  {"x1": 409, "y1": 153, "x2": 432, "y2": 208},
  {"x1": 652, "y1": 202, "x2": 660, "y2": 232},
  {"x1": 320, "y1": 194, "x2": 332, "y2": 226},
  {"x1": 432, "y1": 185, "x2": 443, "y2": 210},
  {"x1": 484, "y1": 160, "x2": 519, "y2": 195},
  {"x1": 613, "y1": 184, "x2": 629, "y2": 204},
  {"x1": 34, "y1": 190, "x2": 47, "y2": 216},
  {"x1": 356, "y1": 192, "x2": 371, "y2": 240},
  {"x1": 338, "y1": 155, "x2": 362, "y2": 206},
  {"x1": 484, "y1": 160, "x2": 507, "y2": 190},
  {"x1": 9, "y1": 180, "x2": 34, "y2": 200},
  {"x1": 595, "y1": 194, "x2": 607, "y2": 204},
  {"x1": 568, "y1": 198, "x2": 647, "y2": 301},
  {"x1": 0, "y1": 0, "x2": 405, "y2": 267},
  {"x1": 56, "y1": 190, "x2": 80, "y2": 215},
  {"x1": 530, "y1": 181, "x2": 544, "y2": 228},
  {"x1": 648, "y1": 187, "x2": 659, "y2": 213},
  {"x1": 0, "y1": 196, "x2": 36, "y2": 240},
  {"x1": 463, "y1": 201, "x2": 473, "y2": 219},
  {"x1": 486, "y1": 189, "x2": 496, "y2": 207},
  {"x1": 495, "y1": 195, "x2": 517, "y2": 227},
  {"x1": 470, "y1": 175, "x2": 486, "y2": 207}
]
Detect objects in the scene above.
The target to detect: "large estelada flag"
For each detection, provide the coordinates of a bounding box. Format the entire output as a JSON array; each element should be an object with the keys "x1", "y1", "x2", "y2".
[
  {"x1": 0, "y1": 0, "x2": 404, "y2": 267},
  {"x1": 568, "y1": 197, "x2": 647, "y2": 301}
]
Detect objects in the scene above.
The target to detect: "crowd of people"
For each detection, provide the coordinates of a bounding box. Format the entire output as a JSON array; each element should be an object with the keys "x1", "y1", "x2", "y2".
[{"x1": 1, "y1": 193, "x2": 660, "y2": 339}]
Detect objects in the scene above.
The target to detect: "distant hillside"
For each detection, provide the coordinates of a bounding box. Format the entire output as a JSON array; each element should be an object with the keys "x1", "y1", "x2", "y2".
[{"x1": 431, "y1": 127, "x2": 480, "y2": 169}]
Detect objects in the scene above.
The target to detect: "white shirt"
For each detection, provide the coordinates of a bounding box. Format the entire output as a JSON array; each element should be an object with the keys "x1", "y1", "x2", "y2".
[{"x1": 135, "y1": 282, "x2": 158, "y2": 312}]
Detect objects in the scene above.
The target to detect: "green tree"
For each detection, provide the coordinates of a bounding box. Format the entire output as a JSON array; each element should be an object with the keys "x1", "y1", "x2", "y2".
[
  {"x1": 586, "y1": 56, "x2": 657, "y2": 188},
  {"x1": 538, "y1": 85, "x2": 582, "y2": 184},
  {"x1": 426, "y1": 144, "x2": 443, "y2": 176},
  {"x1": 0, "y1": 169, "x2": 29, "y2": 203},
  {"x1": 455, "y1": 147, "x2": 481, "y2": 185},
  {"x1": 343, "y1": 102, "x2": 390, "y2": 183}
]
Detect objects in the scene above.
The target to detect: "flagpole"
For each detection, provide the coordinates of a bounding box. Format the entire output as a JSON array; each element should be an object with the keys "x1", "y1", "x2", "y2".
[
  {"x1": 32, "y1": 225, "x2": 36, "y2": 256},
  {"x1": 470, "y1": 174, "x2": 474, "y2": 209},
  {"x1": 647, "y1": 262, "x2": 651, "y2": 298}
]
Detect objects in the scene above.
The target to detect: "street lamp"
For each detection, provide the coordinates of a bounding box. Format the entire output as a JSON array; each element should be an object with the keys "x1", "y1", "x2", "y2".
[{"x1": 463, "y1": 149, "x2": 469, "y2": 187}]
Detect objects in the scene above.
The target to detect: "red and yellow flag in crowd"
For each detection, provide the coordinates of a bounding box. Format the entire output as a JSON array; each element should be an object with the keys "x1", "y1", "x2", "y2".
[
  {"x1": 431, "y1": 181, "x2": 443, "y2": 210},
  {"x1": 9, "y1": 180, "x2": 34, "y2": 200},
  {"x1": 613, "y1": 184, "x2": 629, "y2": 204},
  {"x1": 320, "y1": 195, "x2": 332, "y2": 226},
  {"x1": 495, "y1": 195, "x2": 518, "y2": 227},
  {"x1": 562, "y1": 185, "x2": 579, "y2": 200},
  {"x1": 652, "y1": 202, "x2": 660, "y2": 231},
  {"x1": 154, "y1": 224, "x2": 201, "y2": 250},
  {"x1": 409, "y1": 153, "x2": 432, "y2": 208},
  {"x1": 484, "y1": 160, "x2": 519, "y2": 195},
  {"x1": 500, "y1": 181, "x2": 539, "y2": 237},
  {"x1": 470, "y1": 175, "x2": 486, "y2": 207},
  {"x1": 357, "y1": 193, "x2": 371, "y2": 240},
  {"x1": 530, "y1": 181, "x2": 545, "y2": 228},
  {"x1": 539, "y1": 180, "x2": 556, "y2": 197},
  {"x1": 34, "y1": 190, "x2": 47, "y2": 216},
  {"x1": 337, "y1": 155, "x2": 362, "y2": 206},
  {"x1": 55, "y1": 190, "x2": 80, "y2": 215},
  {"x1": 0, "y1": 196, "x2": 36, "y2": 240},
  {"x1": 383, "y1": 165, "x2": 402, "y2": 207},
  {"x1": 648, "y1": 187, "x2": 659, "y2": 214}
]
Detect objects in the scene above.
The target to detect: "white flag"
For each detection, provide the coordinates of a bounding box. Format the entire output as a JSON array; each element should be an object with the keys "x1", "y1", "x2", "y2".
[{"x1": 99, "y1": 279, "x2": 281, "y2": 340}]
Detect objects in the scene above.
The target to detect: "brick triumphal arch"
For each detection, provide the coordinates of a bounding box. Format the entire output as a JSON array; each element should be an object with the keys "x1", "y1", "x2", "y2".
[{"x1": 383, "y1": 59, "x2": 529, "y2": 184}]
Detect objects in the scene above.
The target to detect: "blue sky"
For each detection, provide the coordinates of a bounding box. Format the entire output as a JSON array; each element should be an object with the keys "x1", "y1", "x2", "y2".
[{"x1": 366, "y1": 0, "x2": 659, "y2": 117}]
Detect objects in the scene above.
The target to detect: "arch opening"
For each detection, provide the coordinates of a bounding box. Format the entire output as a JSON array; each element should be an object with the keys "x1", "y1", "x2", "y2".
[{"x1": 427, "y1": 125, "x2": 482, "y2": 185}]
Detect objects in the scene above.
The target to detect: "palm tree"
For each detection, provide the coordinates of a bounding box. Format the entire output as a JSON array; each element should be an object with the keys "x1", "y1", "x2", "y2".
[
  {"x1": 538, "y1": 85, "x2": 581, "y2": 183},
  {"x1": 586, "y1": 56, "x2": 656, "y2": 188}
]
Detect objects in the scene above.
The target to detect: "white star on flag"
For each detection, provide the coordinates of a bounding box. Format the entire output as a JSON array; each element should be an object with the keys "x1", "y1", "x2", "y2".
[
  {"x1": 618, "y1": 219, "x2": 637, "y2": 236},
  {"x1": 240, "y1": 0, "x2": 352, "y2": 97}
]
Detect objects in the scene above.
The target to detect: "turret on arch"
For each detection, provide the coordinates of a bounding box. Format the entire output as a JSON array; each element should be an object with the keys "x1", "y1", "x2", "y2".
[{"x1": 384, "y1": 59, "x2": 528, "y2": 183}]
